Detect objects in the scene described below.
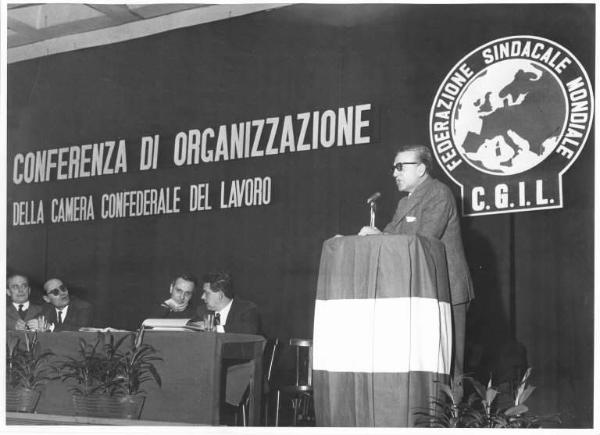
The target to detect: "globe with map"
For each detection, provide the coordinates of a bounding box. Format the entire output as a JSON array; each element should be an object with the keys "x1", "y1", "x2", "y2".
[{"x1": 453, "y1": 58, "x2": 567, "y2": 175}]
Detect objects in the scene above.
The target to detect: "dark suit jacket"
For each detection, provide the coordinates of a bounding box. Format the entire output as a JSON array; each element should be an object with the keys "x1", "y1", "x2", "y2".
[
  {"x1": 383, "y1": 176, "x2": 474, "y2": 305},
  {"x1": 6, "y1": 301, "x2": 44, "y2": 330},
  {"x1": 195, "y1": 298, "x2": 261, "y2": 334},
  {"x1": 42, "y1": 296, "x2": 94, "y2": 331}
]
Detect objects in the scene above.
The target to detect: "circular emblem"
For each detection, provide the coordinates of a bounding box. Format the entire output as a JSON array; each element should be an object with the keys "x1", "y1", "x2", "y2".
[{"x1": 430, "y1": 35, "x2": 593, "y2": 216}]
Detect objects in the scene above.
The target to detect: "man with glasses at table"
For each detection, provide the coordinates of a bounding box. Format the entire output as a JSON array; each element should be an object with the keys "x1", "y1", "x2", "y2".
[
  {"x1": 6, "y1": 273, "x2": 44, "y2": 330},
  {"x1": 42, "y1": 278, "x2": 93, "y2": 331},
  {"x1": 359, "y1": 145, "x2": 474, "y2": 400}
]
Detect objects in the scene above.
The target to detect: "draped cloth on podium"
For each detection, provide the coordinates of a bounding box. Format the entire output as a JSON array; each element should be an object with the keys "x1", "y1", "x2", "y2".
[{"x1": 313, "y1": 235, "x2": 452, "y2": 426}]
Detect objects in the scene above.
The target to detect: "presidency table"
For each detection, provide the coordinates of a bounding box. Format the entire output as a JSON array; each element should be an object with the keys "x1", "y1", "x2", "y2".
[
  {"x1": 313, "y1": 234, "x2": 452, "y2": 426},
  {"x1": 8, "y1": 330, "x2": 265, "y2": 425}
]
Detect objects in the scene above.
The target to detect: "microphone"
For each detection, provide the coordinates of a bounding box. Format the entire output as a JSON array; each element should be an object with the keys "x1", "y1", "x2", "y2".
[
  {"x1": 366, "y1": 192, "x2": 382, "y2": 204},
  {"x1": 366, "y1": 192, "x2": 381, "y2": 228}
]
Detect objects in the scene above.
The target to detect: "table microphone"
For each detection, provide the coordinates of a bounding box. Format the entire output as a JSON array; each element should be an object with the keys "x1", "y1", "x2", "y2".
[
  {"x1": 366, "y1": 192, "x2": 381, "y2": 227},
  {"x1": 366, "y1": 192, "x2": 381, "y2": 204}
]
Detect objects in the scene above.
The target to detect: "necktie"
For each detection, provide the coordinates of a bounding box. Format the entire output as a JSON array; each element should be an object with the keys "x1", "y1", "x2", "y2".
[
  {"x1": 214, "y1": 313, "x2": 221, "y2": 326},
  {"x1": 18, "y1": 304, "x2": 26, "y2": 320},
  {"x1": 57, "y1": 310, "x2": 63, "y2": 325}
]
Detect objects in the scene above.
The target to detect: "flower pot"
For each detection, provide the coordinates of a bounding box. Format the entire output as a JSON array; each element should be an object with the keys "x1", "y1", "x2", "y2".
[
  {"x1": 72, "y1": 394, "x2": 145, "y2": 419},
  {"x1": 6, "y1": 387, "x2": 41, "y2": 413}
]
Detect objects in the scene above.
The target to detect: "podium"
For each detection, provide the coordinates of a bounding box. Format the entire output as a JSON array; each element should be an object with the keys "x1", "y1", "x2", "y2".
[{"x1": 313, "y1": 235, "x2": 452, "y2": 426}]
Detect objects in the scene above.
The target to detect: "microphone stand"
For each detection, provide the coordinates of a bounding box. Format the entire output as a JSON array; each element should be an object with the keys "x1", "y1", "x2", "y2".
[{"x1": 369, "y1": 201, "x2": 376, "y2": 228}]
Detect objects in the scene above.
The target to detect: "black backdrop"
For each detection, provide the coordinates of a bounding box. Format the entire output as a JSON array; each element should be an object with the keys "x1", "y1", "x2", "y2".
[{"x1": 7, "y1": 4, "x2": 594, "y2": 427}]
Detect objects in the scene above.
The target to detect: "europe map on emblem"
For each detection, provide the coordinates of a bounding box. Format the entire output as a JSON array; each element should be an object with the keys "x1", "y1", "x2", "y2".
[{"x1": 430, "y1": 35, "x2": 594, "y2": 216}]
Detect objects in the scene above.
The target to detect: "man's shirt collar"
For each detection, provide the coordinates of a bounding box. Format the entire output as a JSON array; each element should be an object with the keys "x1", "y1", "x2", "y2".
[{"x1": 13, "y1": 301, "x2": 30, "y2": 310}]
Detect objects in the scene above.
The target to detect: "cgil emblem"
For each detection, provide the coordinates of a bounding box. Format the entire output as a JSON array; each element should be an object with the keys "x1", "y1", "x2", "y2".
[{"x1": 429, "y1": 35, "x2": 593, "y2": 216}]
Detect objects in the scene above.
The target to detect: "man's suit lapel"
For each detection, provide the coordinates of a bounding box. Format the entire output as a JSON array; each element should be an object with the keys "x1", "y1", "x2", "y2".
[
  {"x1": 61, "y1": 302, "x2": 75, "y2": 328},
  {"x1": 8, "y1": 303, "x2": 29, "y2": 320},
  {"x1": 392, "y1": 195, "x2": 411, "y2": 223},
  {"x1": 7, "y1": 304, "x2": 19, "y2": 322},
  {"x1": 62, "y1": 298, "x2": 79, "y2": 325},
  {"x1": 394, "y1": 177, "x2": 434, "y2": 222},
  {"x1": 226, "y1": 299, "x2": 238, "y2": 329},
  {"x1": 46, "y1": 306, "x2": 57, "y2": 324}
]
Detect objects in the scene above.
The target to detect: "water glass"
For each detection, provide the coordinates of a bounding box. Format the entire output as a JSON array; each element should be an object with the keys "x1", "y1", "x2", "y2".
[{"x1": 203, "y1": 313, "x2": 215, "y2": 332}]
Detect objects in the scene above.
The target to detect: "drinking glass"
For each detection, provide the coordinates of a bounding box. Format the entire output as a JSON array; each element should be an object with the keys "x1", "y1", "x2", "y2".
[{"x1": 203, "y1": 313, "x2": 215, "y2": 332}]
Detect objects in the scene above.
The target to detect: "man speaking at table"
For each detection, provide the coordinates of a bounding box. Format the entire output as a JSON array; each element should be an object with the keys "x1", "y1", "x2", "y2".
[
  {"x1": 359, "y1": 144, "x2": 474, "y2": 399},
  {"x1": 195, "y1": 271, "x2": 260, "y2": 334}
]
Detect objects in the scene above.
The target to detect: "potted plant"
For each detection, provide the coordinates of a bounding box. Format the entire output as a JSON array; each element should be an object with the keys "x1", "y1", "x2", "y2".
[
  {"x1": 415, "y1": 368, "x2": 561, "y2": 428},
  {"x1": 58, "y1": 331, "x2": 162, "y2": 419},
  {"x1": 110, "y1": 330, "x2": 163, "y2": 418},
  {"x1": 6, "y1": 331, "x2": 57, "y2": 413}
]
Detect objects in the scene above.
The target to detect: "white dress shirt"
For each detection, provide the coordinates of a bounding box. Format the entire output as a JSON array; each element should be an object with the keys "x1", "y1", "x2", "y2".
[
  {"x1": 56, "y1": 305, "x2": 70, "y2": 323},
  {"x1": 215, "y1": 299, "x2": 233, "y2": 333},
  {"x1": 13, "y1": 301, "x2": 30, "y2": 311}
]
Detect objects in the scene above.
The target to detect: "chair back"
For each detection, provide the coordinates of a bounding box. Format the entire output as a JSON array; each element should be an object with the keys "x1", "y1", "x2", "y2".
[
  {"x1": 265, "y1": 338, "x2": 280, "y2": 384},
  {"x1": 289, "y1": 338, "x2": 312, "y2": 388},
  {"x1": 225, "y1": 361, "x2": 254, "y2": 406},
  {"x1": 274, "y1": 338, "x2": 314, "y2": 426}
]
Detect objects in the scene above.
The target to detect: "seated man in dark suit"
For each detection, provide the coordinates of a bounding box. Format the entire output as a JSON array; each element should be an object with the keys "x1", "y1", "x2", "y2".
[
  {"x1": 194, "y1": 271, "x2": 260, "y2": 334},
  {"x1": 149, "y1": 273, "x2": 198, "y2": 318},
  {"x1": 194, "y1": 272, "x2": 261, "y2": 424},
  {"x1": 6, "y1": 273, "x2": 44, "y2": 330},
  {"x1": 42, "y1": 278, "x2": 93, "y2": 331}
]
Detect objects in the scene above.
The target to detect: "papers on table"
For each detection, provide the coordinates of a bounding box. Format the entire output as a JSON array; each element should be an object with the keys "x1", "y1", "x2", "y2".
[
  {"x1": 78, "y1": 327, "x2": 130, "y2": 332},
  {"x1": 141, "y1": 318, "x2": 204, "y2": 331}
]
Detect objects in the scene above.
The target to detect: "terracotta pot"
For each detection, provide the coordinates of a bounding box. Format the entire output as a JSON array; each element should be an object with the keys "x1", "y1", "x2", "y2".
[
  {"x1": 6, "y1": 387, "x2": 41, "y2": 413},
  {"x1": 72, "y1": 394, "x2": 145, "y2": 419}
]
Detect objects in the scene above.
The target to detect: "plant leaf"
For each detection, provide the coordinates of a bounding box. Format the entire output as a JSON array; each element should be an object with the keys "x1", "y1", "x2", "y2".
[
  {"x1": 505, "y1": 404, "x2": 528, "y2": 416},
  {"x1": 438, "y1": 383, "x2": 455, "y2": 403},
  {"x1": 519, "y1": 385, "x2": 536, "y2": 405},
  {"x1": 465, "y1": 376, "x2": 486, "y2": 399},
  {"x1": 485, "y1": 387, "x2": 498, "y2": 405},
  {"x1": 521, "y1": 367, "x2": 532, "y2": 384}
]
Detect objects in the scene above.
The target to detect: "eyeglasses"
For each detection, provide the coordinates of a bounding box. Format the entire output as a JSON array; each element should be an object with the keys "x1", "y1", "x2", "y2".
[
  {"x1": 391, "y1": 162, "x2": 420, "y2": 172},
  {"x1": 47, "y1": 285, "x2": 68, "y2": 296},
  {"x1": 8, "y1": 283, "x2": 29, "y2": 291}
]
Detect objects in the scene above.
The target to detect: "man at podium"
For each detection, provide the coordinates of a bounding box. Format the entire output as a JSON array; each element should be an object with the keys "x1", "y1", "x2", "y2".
[{"x1": 359, "y1": 144, "x2": 474, "y2": 398}]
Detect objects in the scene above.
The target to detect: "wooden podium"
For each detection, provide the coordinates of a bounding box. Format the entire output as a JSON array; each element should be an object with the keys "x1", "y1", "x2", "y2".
[{"x1": 313, "y1": 234, "x2": 452, "y2": 426}]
